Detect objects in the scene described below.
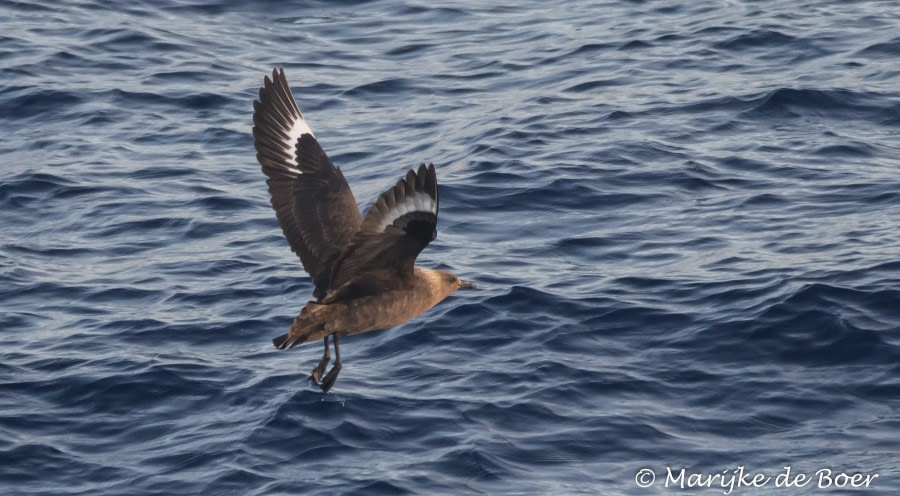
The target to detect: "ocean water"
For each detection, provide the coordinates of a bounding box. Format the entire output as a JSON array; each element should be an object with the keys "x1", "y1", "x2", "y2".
[{"x1": 1, "y1": 0, "x2": 899, "y2": 494}]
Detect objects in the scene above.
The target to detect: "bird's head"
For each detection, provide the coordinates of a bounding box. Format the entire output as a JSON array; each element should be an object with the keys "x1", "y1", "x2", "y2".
[{"x1": 424, "y1": 268, "x2": 476, "y2": 302}]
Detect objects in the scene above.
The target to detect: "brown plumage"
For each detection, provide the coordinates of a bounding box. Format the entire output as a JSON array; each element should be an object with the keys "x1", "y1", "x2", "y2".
[{"x1": 252, "y1": 68, "x2": 475, "y2": 392}]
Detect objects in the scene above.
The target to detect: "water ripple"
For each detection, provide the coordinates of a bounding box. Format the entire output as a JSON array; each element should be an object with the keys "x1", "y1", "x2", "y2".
[{"x1": 2, "y1": 0, "x2": 899, "y2": 494}]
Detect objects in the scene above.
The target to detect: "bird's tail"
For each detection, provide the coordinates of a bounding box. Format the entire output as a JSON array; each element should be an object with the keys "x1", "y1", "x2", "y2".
[
  {"x1": 272, "y1": 304, "x2": 325, "y2": 350},
  {"x1": 272, "y1": 333, "x2": 292, "y2": 349}
]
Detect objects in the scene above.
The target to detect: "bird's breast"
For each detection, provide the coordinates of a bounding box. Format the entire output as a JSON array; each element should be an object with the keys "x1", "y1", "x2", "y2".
[{"x1": 325, "y1": 288, "x2": 439, "y2": 336}]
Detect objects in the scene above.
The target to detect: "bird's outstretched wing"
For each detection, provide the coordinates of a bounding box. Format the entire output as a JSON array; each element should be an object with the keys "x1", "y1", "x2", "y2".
[
  {"x1": 323, "y1": 163, "x2": 438, "y2": 302},
  {"x1": 253, "y1": 67, "x2": 362, "y2": 299}
]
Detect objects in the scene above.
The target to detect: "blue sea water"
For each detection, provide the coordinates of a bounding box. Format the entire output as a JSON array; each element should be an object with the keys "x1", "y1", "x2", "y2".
[{"x1": 1, "y1": 0, "x2": 899, "y2": 494}]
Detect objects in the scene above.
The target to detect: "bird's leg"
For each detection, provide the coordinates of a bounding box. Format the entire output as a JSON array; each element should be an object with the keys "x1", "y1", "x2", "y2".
[
  {"x1": 309, "y1": 335, "x2": 330, "y2": 384},
  {"x1": 320, "y1": 333, "x2": 342, "y2": 393}
]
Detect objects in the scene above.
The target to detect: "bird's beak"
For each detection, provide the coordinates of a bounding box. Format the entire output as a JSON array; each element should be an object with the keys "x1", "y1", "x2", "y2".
[{"x1": 459, "y1": 279, "x2": 476, "y2": 289}]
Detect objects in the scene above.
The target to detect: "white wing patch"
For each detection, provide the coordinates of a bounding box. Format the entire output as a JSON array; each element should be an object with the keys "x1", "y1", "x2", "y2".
[
  {"x1": 283, "y1": 113, "x2": 315, "y2": 170},
  {"x1": 377, "y1": 191, "x2": 437, "y2": 232}
]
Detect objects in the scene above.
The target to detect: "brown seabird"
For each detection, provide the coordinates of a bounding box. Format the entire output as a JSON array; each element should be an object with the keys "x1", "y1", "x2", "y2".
[{"x1": 252, "y1": 68, "x2": 475, "y2": 392}]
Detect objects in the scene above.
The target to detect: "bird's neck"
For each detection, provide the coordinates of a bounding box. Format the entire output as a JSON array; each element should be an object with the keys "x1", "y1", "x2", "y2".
[{"x1": 414, "y1": 267, "x2": 449, "y2": 305}]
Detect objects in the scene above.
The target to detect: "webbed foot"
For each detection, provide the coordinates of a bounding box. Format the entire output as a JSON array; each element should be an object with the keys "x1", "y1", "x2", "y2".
[
  {"x1": 309, "y1": 355, "x2": 329, "y2": 383},
  {"x1": 308, "y1": 336, "x2": 330, "y2": 384},
  {"x1": 319, "y1": 363, "x2": 342, "y2": 393}
]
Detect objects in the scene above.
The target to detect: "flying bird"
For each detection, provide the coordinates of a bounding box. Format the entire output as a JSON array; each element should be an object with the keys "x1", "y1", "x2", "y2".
[{"x1": 252, "y1": 68, "x2": 475, "y2": 392}]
